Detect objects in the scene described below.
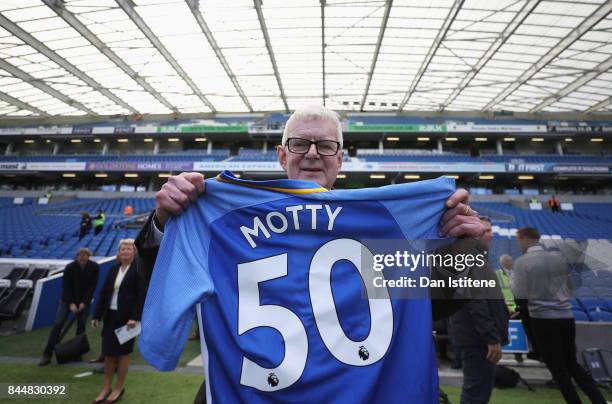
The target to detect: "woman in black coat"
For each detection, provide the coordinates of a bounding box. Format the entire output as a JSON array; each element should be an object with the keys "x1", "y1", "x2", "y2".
[{"x1": 91, "y1": 239, "x2": 145, "y2": 404}]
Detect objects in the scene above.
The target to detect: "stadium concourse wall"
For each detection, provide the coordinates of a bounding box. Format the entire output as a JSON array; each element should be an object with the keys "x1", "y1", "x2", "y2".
[{"x1": 0, "y1": 257, "x2": 116, "y2": 331}]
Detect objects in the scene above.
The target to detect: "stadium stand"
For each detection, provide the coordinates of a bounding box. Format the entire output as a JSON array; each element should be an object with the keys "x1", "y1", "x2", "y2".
[
  {"x1": 0, "y1": 151, "x2": 229, "y2": 163},
  {"x1": 482, "y1": 154, "x2": 612, "y2": 164},
  {"x1": 0, "y1": 197, "x2": 152, "y2": 259}
]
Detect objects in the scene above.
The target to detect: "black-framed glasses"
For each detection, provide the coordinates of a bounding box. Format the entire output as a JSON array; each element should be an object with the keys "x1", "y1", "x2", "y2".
[{"x1": 286, "y1": 137, "x2": 340, "y2": 156}]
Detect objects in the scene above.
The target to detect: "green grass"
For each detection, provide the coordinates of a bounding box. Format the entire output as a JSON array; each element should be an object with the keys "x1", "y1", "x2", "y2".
[
  {"x1": 0, "y1": 363, "x2": 611, "y2": 403},
  {"x1": 0, "y1": 363, "x2": 201, "y2": 403},
  {"x1": 2, "y1": 362, "x2": 611, "y2": 404},
  {"x1": 1, "y1": 324, "x2": 611, "y2": 403},
  {"x1": 0, "y1": 321, "x2": 202, "y2": 366}
]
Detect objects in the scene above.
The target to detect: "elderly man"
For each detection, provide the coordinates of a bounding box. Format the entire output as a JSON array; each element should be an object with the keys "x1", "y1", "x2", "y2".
[
  {"x1": 40, "y1": 247, "x2": 99, "y2": 366},
  {"x1": 138, "y1": 105, "x2": 483, "y2": 269},
  {"x1": 136, "y1": 104, "x2": 485, "y2": 403}
]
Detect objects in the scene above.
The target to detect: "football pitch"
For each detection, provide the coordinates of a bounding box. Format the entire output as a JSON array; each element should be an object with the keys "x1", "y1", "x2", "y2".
[{"x1": 1, "y1": 324, "x2": 610, "y2": 403}]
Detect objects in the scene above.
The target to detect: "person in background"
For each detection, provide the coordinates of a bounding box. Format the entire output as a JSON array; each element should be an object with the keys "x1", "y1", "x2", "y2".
[
  {"x1": 123, "y1": 204, "x2": 133, "y2": 216},
  {"x1": 91, "y1": 239, "x2": 145, "y2": 404},
  {"x1": 79, "y1": 212, "x2": 92, "y2": 240},
  {"x1": 512, "y1": 227, "x2": 605, "y2": 404},
  {"x1": 449, "y1": 216, "x2": 510, "y2": 404},
  {"x1": 39, "y1": 247, "x2": 99, "y2": 366},
  {"x1": 497, "y1": 255, "x2": 515, "y2": 309},
  {"x1": 548, "y1": 195, "x2": 561, "y2": 213},
  {"x1": 498, "y1": 254, "x2": 528, "y2": 363},
  {"x1": 93, "y1": 210, "x2": 106, "y2": 235}
]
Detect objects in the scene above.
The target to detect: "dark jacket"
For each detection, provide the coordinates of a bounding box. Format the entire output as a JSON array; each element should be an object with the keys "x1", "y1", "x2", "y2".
[
  {"x1": 80, "y1": 216, "x2": 92, "y2": 230},
  {"x1": 135, "y1": 211, "x2": 466, "y2": 321},
  {"x1": 94, "y1": 261, "x2": 145, "y2": 325},
  {"x1": 449, "y1": 253, "x2": 510, "y2": 347},
  {"x1": 62, "y1": 260, "x2": 99, "y2": 306},
  {"x1": 135, "y1": 211, "x2": 160, "y2": 287}
]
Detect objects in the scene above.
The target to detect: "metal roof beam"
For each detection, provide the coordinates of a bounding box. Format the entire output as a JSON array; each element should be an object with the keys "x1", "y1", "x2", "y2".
[
  {"x1": 398, "y1": 0, "x2": 464, "y2": 111},
  {"x1": 585, "y1": 96, "x2": 612, "y2": 114},
  {"x1": 254, "y1": 0, "x2": 289, "y2": 112},
  {"x1": 116, "y1": 0, "x2": 216, "y2": 112},
  {"x1": 530, "y1": 55, "x2": 612, "y2": 112},
  {"x1": 360, "y1": 0, "x2": 392, "y2": 111},
  {"x1": 483, "y1": 1, "x2": 612, "y2": 111},
  {"x1": 0, "y1": 59, "x2": 95, "y2": 115},
  {"x1": 0, "y1": 90, "x2": 49, "y2": 116},
  {"x1": 186, "y1": 0, "x2": 252, "y2": 112},
  {"x1": 0, "y1": 12, "x2": 138, "y2": 115},
  {"x1": 440, "y1": 0, "x2": 541, "y2": 111},
  {"x1": 42, "y1": 0, "x2": 176, "y2": 112},
  {"x1": 321, "y1": 0, "x2": 326, "y2": 106}
]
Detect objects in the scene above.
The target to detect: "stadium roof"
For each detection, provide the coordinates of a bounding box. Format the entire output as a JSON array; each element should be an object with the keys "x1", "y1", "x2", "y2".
[{"x1": 0, "y1": 0, "x2": 611, "y2": 118}]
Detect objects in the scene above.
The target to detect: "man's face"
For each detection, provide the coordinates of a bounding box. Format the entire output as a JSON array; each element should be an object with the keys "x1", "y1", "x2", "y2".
[
  {"x1": 500, "y1": 255, "x2": 513, "y2": 271},
  {"x1": 480, "y1": 221, "x2": 493, "y2": 247},
  {"x1": 76, "y1": 252, "x2": 89, "y2": 267},
  {"x1": 277, "y1": 118, "x2": 343, "y2": 190}
]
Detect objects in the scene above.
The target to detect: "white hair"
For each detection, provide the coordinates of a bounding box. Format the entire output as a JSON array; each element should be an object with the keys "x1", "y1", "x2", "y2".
[{"x1": 282, "y1": 104, "x2": 343, "y2": 148}]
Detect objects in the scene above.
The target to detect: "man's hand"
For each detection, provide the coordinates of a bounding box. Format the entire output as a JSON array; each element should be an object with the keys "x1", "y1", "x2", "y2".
[
  {"x1": 486, "y1": 343, "x2": 503, "y2": 363},
  {"x1": 78, "y1": 303, "x2": 86, "y2": 312},
  {"x1": 155, "y1": 172, "x2": 205, "y2": 230},
  {"x1": 69, "y1": 303, "x2": 78, "y2": 313},
  {"x1": 91, "y1": 319, "x2": 99, "y2": 328},
  {"x1": 440, "y1": 188, "x2": 485, "y2": 238},
  {"x1": 126, "y1": 320, "x2": 137, "y2": 329}
]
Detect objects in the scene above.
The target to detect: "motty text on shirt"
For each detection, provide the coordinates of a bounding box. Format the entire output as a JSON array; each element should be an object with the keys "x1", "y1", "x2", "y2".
[{"x1": 240, "y1": 204, "x2": 342, "y2": 248}]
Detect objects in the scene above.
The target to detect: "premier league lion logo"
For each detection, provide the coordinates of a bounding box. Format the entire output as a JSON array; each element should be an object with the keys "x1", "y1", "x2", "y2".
[
  {"x1": 267, "y1": 372, "x2": 279, "y2": 387},
  {"x1": 358, "y1": 345, "x2": 369, "y2": 361}
]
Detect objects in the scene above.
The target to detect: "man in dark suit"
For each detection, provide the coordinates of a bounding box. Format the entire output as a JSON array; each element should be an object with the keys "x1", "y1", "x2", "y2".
[{"x1": 39, "y1": 247, "x2": 99, "y2": 366}]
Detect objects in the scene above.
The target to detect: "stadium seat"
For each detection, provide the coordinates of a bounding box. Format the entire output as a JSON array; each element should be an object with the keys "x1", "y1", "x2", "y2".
[
  {"x1": 27, "y1": 268, "x2": 49, "y2": 284},
  {"x1": 0, "y1": 279, "x2": 33, "y2": 320},
  {"x1": 0, "y1": 279, "x2": 10, "y2": 301},
  {"x1": 572, "y1": 309, "x2": 590, "y2": 321},
  {"x1": 574, "y1": 288, "x2": 597, "y2": 298},
  {"x1": 579, "y1": 297, "x2": 608, "y2": 311},
  {"x1": 3, "y1": 267, "x2": 27, "y2": 286},
  {"x1": 587, "y1": 308, "x2": 612, "y2": 322}
]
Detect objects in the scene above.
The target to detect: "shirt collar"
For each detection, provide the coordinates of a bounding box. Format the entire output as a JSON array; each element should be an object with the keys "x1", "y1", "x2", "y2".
[{"x1": 527, "y1": 245, "x2": 544, "y2": 253}]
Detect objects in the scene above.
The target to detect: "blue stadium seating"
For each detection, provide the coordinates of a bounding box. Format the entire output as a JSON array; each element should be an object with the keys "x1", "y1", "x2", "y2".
[
  {"x1": 482, "y1": 154, "x2": 611, "y2": 164},
  {"x1": 580, "y1": 298, "x2": 609, "y2": 311},
  {"x1": 0, "y1": 151, "x2": 229, "y2": 163},
  {"x1": 0, "y1": 197, "x2": 151, "y2": 259},
  {"x1": 472, "y1": 202, "x2": 612, "y2": 239},
  {"x1": 357, "y1": 153, "x2": 478, "y2": 163},
  {"x1": 573, "y1": 309, "x2": 590, "y2": 321},
  {"x1": 587, "y1": 308, "x2": 612, "y2": 322}
]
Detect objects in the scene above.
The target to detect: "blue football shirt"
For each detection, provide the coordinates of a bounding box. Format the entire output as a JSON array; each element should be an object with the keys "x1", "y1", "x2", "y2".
[{"x1": 140, "y1": 171, "x2": 455, "y2": 403}]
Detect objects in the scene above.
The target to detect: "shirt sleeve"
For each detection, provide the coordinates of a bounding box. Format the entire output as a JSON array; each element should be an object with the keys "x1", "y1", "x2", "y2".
[
  {"x1": 150, "y1": 213, "x2": 164, "y2": 246},
  {"x1": 138, "y1": 206, "x2": 215, "y2": 371}
]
